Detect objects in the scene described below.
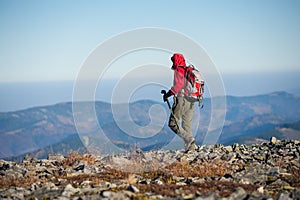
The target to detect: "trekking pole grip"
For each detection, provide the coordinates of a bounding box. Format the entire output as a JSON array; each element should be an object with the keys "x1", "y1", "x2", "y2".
[{"x1": 161, "y1": 90, "x2": 172, "y2": 109}]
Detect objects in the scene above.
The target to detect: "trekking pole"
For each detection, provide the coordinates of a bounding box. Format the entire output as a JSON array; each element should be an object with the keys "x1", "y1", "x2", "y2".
[
  {"x1": 161, "y1": 90, "x2": 181, "y2": 130},
  {"x1": 199, "y1": 96, "x2": 204, "y2": 109},
  {"x1": 161, "y1": 90, "x2": 172, "y2": 110}
]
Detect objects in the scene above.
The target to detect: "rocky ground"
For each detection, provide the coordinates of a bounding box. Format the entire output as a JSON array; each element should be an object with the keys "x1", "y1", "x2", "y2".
[{"x1": 0, "y1": 137, "x2": 300, "y2": 200}]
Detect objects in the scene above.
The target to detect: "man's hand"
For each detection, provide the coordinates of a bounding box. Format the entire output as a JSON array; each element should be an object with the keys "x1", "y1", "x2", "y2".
[{"x1": 163, "y1": 90, "x2": 173, "y2": 102}]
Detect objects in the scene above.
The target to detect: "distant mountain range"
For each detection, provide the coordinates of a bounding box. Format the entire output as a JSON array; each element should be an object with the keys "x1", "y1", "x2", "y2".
[{"x1": 1, "y1": 91, "x2": 300, "y2": 161}]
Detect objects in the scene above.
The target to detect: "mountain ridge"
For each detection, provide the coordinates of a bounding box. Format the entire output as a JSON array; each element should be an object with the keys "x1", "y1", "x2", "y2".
[{"x1": 1, "y1": 91, "x2": 300, "y2": 160}]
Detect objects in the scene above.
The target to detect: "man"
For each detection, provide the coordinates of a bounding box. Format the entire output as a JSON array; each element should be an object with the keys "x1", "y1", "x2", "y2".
[{"x1": 163, "y1": 53, "x2": 196, "y2": 152}]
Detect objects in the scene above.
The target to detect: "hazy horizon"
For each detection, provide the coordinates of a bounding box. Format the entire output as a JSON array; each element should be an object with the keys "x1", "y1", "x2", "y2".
[{"x1": 0, "y1": 70, "x2": 299, "y2": 112}]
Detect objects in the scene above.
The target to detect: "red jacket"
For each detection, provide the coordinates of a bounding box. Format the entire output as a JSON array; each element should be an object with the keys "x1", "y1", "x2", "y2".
[{"x1": 170, "y1": 53, "x2": 186, "y2": 95}]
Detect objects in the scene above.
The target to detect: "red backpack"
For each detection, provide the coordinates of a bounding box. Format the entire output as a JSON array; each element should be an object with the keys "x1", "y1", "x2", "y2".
[{"x1": 184, "y1": 65, "x2": 205, "y2": 105}]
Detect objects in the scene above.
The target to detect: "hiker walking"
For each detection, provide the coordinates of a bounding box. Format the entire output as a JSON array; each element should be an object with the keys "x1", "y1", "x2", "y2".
[{"x1": 163, "y1": 53, "x2": 197, "y2": 152}]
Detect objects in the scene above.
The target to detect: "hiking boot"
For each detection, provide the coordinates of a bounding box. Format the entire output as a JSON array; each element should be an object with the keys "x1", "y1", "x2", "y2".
[{"x1": 185, "y1": 138, "x2": 195, "y2": 153}]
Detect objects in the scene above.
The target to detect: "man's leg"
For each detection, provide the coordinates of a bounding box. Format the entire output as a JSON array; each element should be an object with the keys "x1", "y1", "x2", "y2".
[
  {"x1": 182, "y1": 99, "x2": 195, "y2": 151},
  {"x1": 168, "y1": 97, "x2": 182, "y2": 135},
  {"x1": 168, "y1": 97, "x2": 192, "y2": 145}
]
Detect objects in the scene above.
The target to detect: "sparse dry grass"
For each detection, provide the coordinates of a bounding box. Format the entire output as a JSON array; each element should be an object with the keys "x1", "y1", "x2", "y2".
[
  {"x1": 0, "y1": 176, "x2": 38, "y2": 188},
  {"x1": 61, "y1": 151, "x2": 96, "y2": 168},
  {"x1": 137, "y1": 181, "x2": 258, "y2": 198},
  {"x1": 57, "y1": 167, "x2": 130, "y2": 187},
  {"x1": 165, "y1": 159, "x2": 235, "y2": 178},
  {"x1": 122, "y1": 173, "x2": 138, "y2": 185}
]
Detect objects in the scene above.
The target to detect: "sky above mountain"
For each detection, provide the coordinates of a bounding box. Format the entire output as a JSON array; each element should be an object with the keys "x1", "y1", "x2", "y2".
[
  {"x1": 0, "y1": 0, "x2": 300, "y2": 111},
  {"x1": 1, "y1": 0, "x2": 299, "y2": 82}
]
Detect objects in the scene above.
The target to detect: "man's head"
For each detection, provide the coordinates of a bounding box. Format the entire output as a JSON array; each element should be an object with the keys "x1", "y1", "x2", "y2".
[{"x1": 171, "y1": 53, "x2": 186, "y2": 69}]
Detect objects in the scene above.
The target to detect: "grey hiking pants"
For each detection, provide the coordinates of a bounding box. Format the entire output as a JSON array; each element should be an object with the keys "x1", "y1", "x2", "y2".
[{"x1": 168, "y1": 96, "x2": 194, "y2": 145}]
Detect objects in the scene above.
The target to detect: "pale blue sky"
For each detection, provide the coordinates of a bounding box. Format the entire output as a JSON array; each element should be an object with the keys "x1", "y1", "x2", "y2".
[{"x1": 1, "y1": 0, "x2": 299, "y2": 83}]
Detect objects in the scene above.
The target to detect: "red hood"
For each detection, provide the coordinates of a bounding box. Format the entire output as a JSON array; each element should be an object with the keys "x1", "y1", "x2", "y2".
[{"x1": 171, "y1": 53, "x2": 186, "y2": 68}]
